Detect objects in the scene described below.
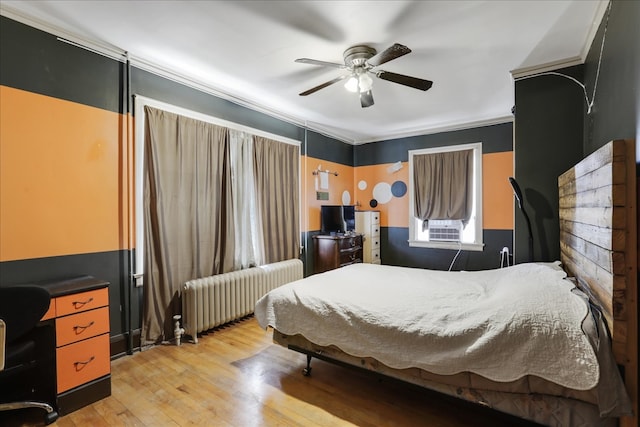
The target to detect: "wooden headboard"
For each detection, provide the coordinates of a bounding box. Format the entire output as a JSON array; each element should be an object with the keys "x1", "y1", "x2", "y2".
[{"x1": 558, "y1": 139, "x2": 637, "y2": 426}]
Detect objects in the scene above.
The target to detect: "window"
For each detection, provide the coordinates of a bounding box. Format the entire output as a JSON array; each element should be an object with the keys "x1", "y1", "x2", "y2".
[
  {"x1": 408, "y1": 142, "x2": 483, "y2": 251},
  {"x1": 133, "y1": 95, "x2": 301, "y2": 284}
]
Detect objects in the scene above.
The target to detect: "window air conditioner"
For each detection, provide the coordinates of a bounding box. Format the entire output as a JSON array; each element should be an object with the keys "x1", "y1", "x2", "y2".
[{"x1": 428, "y1": 219, "x2": 462, "y2": 242}]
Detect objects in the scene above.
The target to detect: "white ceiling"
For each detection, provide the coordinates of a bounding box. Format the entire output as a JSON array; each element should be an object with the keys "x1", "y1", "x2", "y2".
[{"x1": 1, "y1": 1, "x2": 606, "y2": 144}]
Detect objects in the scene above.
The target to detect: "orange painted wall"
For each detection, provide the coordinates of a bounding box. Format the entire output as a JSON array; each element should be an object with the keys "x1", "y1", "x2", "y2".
[
  {"x1": 354, "y1": 162, "x2": 409, "y2": 228},
  {"x1": 482, "y1": 151, "x2": 514, "y2": 230},
  {"x1": 353, "y1": 153, "x2": 513, "y2": 230},
  {"x1": 0, "y1": 86, "x2": 126, "y2": 261},
  {"x1": 303, "y1": 155, "x2": 354, "y2": 232}
]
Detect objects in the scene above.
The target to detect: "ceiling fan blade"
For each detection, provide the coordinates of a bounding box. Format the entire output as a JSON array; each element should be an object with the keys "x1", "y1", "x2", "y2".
[
  {"x1": 360, "y1": 90, "x2": 374, "y2": 108},
  {"x1": 366, "y1": 43, "x2": 411, "y2": 67},
  {"x1": 299, "y1": 74, "x2": 349, "y2": 96},
  {"x1": 376, "y1": 70, "x2": 433, "y2": 91},
  {"x1": 295, "y1": 58, "x2": 348, "y2": 69}
]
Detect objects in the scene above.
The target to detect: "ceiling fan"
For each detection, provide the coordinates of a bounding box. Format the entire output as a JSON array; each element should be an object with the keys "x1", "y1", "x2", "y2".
[{"x1": 295, "y1": 43, "x2": 433, "y2": 108}]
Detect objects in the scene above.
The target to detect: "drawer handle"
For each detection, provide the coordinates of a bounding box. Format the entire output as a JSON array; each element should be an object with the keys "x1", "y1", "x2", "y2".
[
  {"x1": 74, "y1": 356, "x2": 95, "y2": 371},
  {"x1": 74, "y1": 321, "x2": 95, "y2": 333},
  {"x1": 72, "y1": 297, "x2": 94, "y2": 309}
]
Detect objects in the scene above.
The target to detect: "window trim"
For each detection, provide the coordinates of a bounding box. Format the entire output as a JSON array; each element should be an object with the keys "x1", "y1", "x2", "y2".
[{"x1": 407, "y1": 142, "x2": 484, "y2": 251}]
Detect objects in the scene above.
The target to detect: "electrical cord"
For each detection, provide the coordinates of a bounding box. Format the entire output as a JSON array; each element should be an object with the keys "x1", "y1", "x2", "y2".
[
  {"x1": 514, "y1": 1, "x2": 612, "y2": 115},
  {"x1": 448, "y1": 240, "x2": 463, "y2": 271}
]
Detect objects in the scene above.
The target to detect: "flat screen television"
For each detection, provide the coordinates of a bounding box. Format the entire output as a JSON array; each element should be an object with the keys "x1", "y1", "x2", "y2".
[{"x1": 320, "y1": 205, "x2": 355, "y2": 234}]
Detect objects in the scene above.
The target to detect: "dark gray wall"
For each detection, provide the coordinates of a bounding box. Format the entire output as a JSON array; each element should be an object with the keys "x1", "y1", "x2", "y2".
[
  {"x1": 0, "y1": 16, "x2": 123, "y2": 113},
  {"x1": 513, "y1": 65, "x2": 584, "y2": 264},
  {"x1": 583, "y1": 0, "x2": 639, "y2": 158},
  {"x1": 512, "y1": 0, "x2": 640, "y2": 264},
  {"x1": 355, "y1": 123, "x2": 512, "y2": 166}
]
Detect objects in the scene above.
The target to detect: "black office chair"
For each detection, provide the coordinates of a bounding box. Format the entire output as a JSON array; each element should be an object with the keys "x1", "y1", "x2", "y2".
[{"x1": 0, "y1": 285, "x2": 58, "y2": 425}]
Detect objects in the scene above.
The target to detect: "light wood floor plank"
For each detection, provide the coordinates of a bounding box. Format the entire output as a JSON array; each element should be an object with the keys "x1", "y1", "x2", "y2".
[{"x1": 1, "y1": 316, "x2": 539, "y2": 427}]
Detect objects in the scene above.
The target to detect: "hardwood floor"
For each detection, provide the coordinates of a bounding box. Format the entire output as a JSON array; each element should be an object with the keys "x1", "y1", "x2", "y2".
[{"x1": 2, "y1": 316, "x2": 540, "y2": 427}]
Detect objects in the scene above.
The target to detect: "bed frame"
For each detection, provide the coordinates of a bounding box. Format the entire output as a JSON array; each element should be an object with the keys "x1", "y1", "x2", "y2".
[
  {"x1": 558, "y1": 139, "x2": 637, "y2": 427},
  {"x1": 276, "y1": 139, "x2": 638, "y2": 426}
]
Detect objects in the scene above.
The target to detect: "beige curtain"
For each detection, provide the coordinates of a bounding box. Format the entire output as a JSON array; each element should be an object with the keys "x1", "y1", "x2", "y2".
[
  {"x1": 254, "y1": 137, "x2": 300, "y2": 264},
  {"x1": 413, "y1": 149, "x2": 473, "y2": 230},
  {"x1": 142, "y1": 106, "x2": 235, "y2": 345}
]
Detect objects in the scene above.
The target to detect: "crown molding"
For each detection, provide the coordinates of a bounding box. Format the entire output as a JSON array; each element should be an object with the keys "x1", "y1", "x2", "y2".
[
  {"x1": 580, "y1": 0, "x2": 610, "y2": 62},
  {"x1": 510, "y1": 0, "x2": 609, "y2": 79},
  {"x1": 510, "y1": 56, "x2": 584, "y2": 79}
]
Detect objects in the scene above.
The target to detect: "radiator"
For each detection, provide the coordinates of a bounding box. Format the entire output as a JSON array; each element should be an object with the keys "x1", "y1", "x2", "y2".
[{"x1": 182, "y1": 259, "x2": 303, "y2": 343}]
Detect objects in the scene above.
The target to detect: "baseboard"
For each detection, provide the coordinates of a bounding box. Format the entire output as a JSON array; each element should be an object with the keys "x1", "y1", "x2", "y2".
[
  {"x1": 57, "y1": 375, "x2": 111, "y2": 416},
  {"x1": 110, "y1": 329, "x2": 141, "y2": 359}
]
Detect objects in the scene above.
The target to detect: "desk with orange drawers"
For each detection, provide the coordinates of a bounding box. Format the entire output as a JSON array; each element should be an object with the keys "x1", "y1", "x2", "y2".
[{"x1": 39, "y1": 276, "x2": 111, "y2": 415}]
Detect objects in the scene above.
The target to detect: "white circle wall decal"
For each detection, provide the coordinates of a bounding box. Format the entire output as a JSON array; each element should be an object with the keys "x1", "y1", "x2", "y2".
[
  {"x1": 358, "y1": 180, "x2": 367, "y2": 190},
  {"x1": 342, "y1": 190, "x2": 351, "y2": 205},
  {"x1": 372, "y1": 182, "x2": 392, "y2": 204}
]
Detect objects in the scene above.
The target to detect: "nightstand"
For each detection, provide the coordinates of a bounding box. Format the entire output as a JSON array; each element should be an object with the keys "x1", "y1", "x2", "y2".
[{"x1": 312, "y1": 234, "x2": 363, "y2": 274}]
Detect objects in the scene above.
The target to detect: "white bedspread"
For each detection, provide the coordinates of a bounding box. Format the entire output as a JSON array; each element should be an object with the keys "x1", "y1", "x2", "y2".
[{"x1": 255, "y1": 262, "x2": 599, "y2": 390}]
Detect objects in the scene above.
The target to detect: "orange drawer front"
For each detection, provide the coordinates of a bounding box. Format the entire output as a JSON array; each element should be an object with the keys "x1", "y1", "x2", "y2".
[
  {"x1": 56, "y1": 287, "x2": 108, "y2": 317},
  {"x1": 56, "y1": 333, "x2": 110, "y2": 394},
  {"x1": 56, "y1": 306, "x2": 110, "y2": 347}
]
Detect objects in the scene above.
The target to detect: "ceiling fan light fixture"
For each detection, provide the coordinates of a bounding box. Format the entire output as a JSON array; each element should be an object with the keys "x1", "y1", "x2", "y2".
[
  {"x1": 344, "y1": 76, "x2": 359, "y2": 93},
  {"x1": 296, "y1": 43, "x2": 432, "y2": 108},
  {"x1": 358, "y1": 73, "x2": 373, "y2": 93},
  {"x1": 345, "y1": 68, "x2": 373, "y2": 93}
]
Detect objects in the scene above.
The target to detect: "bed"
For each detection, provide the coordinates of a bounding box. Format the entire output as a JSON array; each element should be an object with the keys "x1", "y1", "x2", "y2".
[{"x1": 255, "y1": 139, "x2": 637, "y2": 427}]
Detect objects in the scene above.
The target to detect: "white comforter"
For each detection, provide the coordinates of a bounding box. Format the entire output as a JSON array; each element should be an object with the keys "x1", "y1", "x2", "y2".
[{"x1": 255, "y1": 262, "x2": 599, "y2": 390}]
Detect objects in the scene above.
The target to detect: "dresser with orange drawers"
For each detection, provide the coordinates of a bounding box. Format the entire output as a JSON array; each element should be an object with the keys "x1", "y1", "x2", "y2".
[{"x1": 40, "y1": 276, "x2": 111, "y2": 415}]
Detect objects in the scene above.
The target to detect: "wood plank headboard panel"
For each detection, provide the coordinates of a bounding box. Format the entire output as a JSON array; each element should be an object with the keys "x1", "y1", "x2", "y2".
[{"x1": 558, "y1": 139, "x2": 637, "y2": 426}]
